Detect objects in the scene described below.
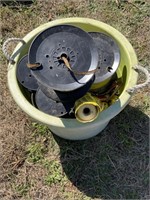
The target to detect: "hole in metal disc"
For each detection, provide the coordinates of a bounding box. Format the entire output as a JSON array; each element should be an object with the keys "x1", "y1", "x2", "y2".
[
  {"x1": 21, "y1": 81, "x2": 24, "y2": 83},
  {"x1": 61, "y1": 53, "x2": 70, "y2": 61},
  {"x1": 49, "y1": 66, "x2": 53, "y2": 69},
  {"x1": 108, "y1": 67, "x2": 112, "y2": 72},
  {"x1": 57, "y1": 58, "x2": 63, "y2": 65},
  {"x1": 83, "y1": 107, "x2": 91, "y2": 116},
  {"x1": 57, "y1": 53, "x2": 70, "y2": 66},
  {"x1": 46, "y1": 55, "x2": 49, "y2": 58},
  {"x1": 104, "y1": 59, "x2": 106, "y2": 62},
  {"x1": 67, "y1": 48, "x2": 71, "y2": 51},
  {"x1": 29, "y1": 74, "x2": 32, "y2": 77}
]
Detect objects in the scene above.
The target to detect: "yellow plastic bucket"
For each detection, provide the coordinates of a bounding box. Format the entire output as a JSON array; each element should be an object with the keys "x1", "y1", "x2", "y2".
[{"x1": 5, "y1": 18, "x2": 139, "y2": 140}]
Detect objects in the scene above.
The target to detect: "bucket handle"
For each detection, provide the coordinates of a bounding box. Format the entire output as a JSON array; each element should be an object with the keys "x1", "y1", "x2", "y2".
[
  {"x1": 127, "y1": 65, "x2": 150, "y2": 93},
  {"x1": 2, "y1": 38, "x2": 26, "y2": 64}
]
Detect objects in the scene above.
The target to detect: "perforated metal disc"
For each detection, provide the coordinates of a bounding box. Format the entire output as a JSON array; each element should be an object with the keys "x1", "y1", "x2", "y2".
[
  {"x1": 89, "y1": 32, "x2": 120, "y2": 83},
  {"x1": 16, "y1": 55, "x2": 38, "y2": 91},
  {"x1": 28, "y1": 25, "x2": 98, "y2": 92},
  {"x1": 35, "y1": 89, "x2": 74, "y2": 117}
]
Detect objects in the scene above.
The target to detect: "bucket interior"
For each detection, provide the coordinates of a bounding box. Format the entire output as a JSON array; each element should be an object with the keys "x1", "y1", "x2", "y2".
[{"x1": 14, "y1": 20, "x2": 134, "y2": 119}]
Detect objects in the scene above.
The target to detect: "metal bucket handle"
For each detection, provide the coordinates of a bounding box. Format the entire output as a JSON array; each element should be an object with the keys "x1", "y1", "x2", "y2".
[
  {"x1": 127, "y1": 65, "x2": 150, "y2": 93},
  {"x1": 2, "y1": 37, "x2": 26, "y2": 64}
]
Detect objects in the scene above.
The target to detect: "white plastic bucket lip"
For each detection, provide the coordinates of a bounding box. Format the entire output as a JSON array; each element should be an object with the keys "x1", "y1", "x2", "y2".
[{"x1": 7, "y1": 17, "x2": 138, "y2": 128}]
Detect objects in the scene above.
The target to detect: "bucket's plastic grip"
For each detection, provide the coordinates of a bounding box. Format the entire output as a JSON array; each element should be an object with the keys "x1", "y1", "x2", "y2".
[
  {"x1": 2, "y1": 38, "x2": 26, "y2": 64},
  {"x1": 127, "y1": 65, "x2": 150, "y2": 93}
]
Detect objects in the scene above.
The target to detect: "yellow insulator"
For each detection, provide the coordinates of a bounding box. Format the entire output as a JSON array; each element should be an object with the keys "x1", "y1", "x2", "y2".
[{"x1": 75, "y1": 93, "x2": 107, "y2": 123}]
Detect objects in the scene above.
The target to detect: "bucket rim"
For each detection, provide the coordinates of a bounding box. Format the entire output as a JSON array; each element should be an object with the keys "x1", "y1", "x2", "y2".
[{"x1": 7, "y1": 17, "x2": 138, "y2": 128}]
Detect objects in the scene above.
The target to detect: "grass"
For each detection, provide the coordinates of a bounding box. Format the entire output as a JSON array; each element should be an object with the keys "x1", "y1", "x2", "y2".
[
  {"x1": 14, "y1": 183, "x2": 30, "y2": 197},
  {"x1": 43, "y1": 160, "x2": 66, "y2": 186},
  {"x1": 0, "y1": 0, "x2": 150, "y2": 199},
  {"x1": 26, "y1": 142, "x2": 46, "y2": 163}
]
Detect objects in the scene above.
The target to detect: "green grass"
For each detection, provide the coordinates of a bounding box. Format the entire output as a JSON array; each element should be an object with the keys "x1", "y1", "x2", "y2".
[
  {"x1": 43, "y1": 160, "x2": 66, "y2": 186},
  {"x1": 14, "y1": 183, "x2": 30, "y2": 197},
  {"x1": 26, "y1": 142, "x2": 46, "y2": 163}
]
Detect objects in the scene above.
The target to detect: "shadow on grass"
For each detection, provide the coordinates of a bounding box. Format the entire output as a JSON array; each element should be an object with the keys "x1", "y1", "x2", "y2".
[{"x1": 53, "y1": 105, "x2": 149, "y2": 199}]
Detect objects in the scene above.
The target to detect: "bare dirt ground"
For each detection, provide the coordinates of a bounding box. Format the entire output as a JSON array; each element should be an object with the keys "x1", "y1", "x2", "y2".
[{"x1": 0, "y1": 0, "x2": 150, "y2": 199}]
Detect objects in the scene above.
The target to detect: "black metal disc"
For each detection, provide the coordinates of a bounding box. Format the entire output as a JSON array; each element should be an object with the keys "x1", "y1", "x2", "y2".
[
  {"x1": 28, "y1": 25, "x2": 98, "y2": 92},
  {"x1": 38, "y1": 75, "x2": 95, "y2": 102},
  {"x1": 35, "y1": 89, "x2": 74, "y2": 117},
  {"x1": 16, "y1": 55, "x2": 38, "y2": 91},
  {"x1": 30, "y1": 92, "x2": 36, "y2": 107},
  {"x1": 89, "y1": 32, "x2": 120, "y2": 83}
]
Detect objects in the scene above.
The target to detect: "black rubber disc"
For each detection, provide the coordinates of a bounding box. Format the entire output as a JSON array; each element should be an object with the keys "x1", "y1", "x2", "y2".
[
  {"x1": 38, "y1": 76, "x2": 95, "y2": 102},
  {"x1": 16, "y1": 55, "x2": 39, "y2": 91},
  {"x1": 89, "y1": 32, "x2": 120, "y2": 83},
  {"x1": 28, "y1": 25, "x2": 98, "y2": 92},
  {"x1": 30, "y1": 92, "x2": 36, "y2": 107},
  {"x1": 35, "y1": 89, "x2": 75, "y2": 117}
]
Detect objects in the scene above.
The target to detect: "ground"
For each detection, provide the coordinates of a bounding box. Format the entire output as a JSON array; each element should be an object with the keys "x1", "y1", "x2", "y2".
[{"x1": 0, "y1": 0, "x2": 150, "y2": 200}]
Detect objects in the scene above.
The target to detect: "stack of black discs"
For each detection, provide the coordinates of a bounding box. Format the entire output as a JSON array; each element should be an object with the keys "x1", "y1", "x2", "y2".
[
  {"x1": 17, "y1": 25, "x2": 120, "y2": 118},
  {"x1": 17, "y1": 25, "x2": 99, "y2": 117},
  {"x1": 89, "y1": 32, "x2": 120, "y2": 92}
]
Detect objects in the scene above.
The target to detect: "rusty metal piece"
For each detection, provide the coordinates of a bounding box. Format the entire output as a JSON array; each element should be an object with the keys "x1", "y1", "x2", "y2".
[
  {"x1": 61, "y1": 56, "x2": 98, "y2": 75},
  {"x1": 93, "y1": 78, "x2": 123, "y2": 102},
  {"x1": 61, "y1": 56, "x2": 71, "y2": 70},
  {"x1": 26, "y1": 63, "x2": 41, "y2": 69}
]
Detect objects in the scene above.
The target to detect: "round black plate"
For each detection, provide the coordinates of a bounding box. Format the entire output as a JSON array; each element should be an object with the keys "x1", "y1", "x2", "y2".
[
  {"x1": 38, "y1": 76, "x2": 95, "y2": 102},
  {"x1": 89, "y1": 32, "x2": 120, "y2": 83},
  {"x1": 16, "y1": 55, "x2": 38, "y2": 91},
  {"x1": 28, "y1": 25, "x2": 98, "y2": 92},
  {"x1": 35, "y1": 89, "x2": 75, "y2": 117}
]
